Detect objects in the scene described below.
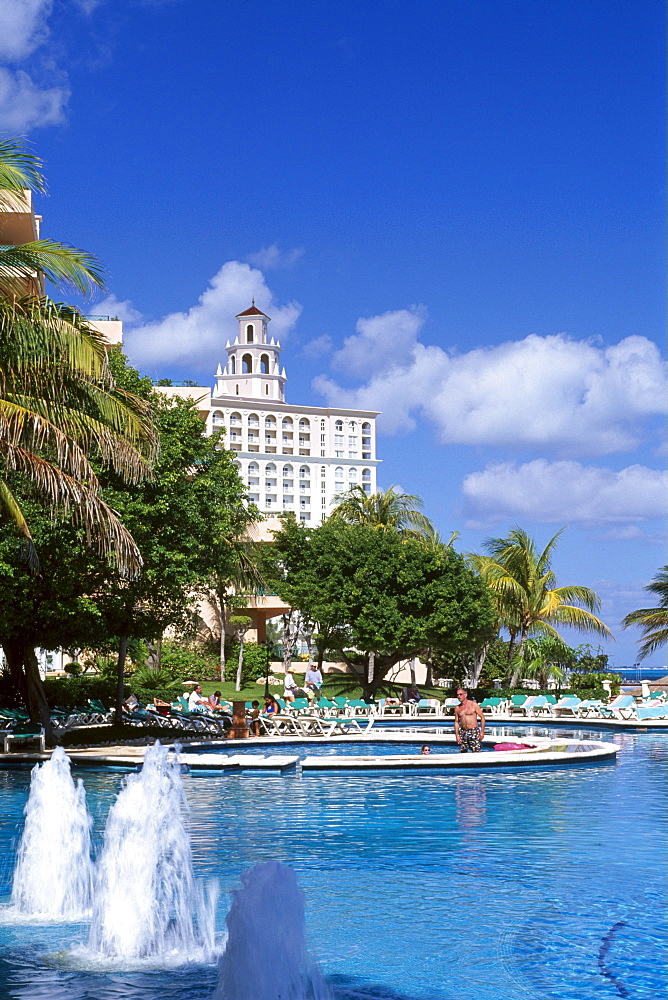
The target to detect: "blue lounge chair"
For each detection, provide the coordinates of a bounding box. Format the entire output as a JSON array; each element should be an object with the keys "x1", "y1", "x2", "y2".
[
  {"x1": 635, "y1": 704, "x2": 668, "y2": 721},
  {"x1": 554, "y1": 696, "x2": 582, "y2": 717},
  {"x1": 599, "y1": 695, "x2": 637, "y2": 720}
]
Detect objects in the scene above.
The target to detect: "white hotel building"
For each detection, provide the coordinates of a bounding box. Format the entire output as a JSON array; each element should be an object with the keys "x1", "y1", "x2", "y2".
[{"x1": 156, "y1": 303, "x2": 381, "y2": 523}]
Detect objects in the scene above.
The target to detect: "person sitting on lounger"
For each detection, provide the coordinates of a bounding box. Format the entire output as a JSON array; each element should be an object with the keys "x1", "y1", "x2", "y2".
[
  {"x1": 248, "y1": 700, "x2": 261, "y2": 736},
  {"x1": 402, "y1": 684, "x2": 420, "y2": 705},
  {"x1": 188, "y1": 685, "x2": 208, "y2": 713},
  {"x1": 454, "y1": 688, "x2": 485, "y2": 752},
  {"x1": 263, "y1": 694, "x2": 280, "y2": 715}
]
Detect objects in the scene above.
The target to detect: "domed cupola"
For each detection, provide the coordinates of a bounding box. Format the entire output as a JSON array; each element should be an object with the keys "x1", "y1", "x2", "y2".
[{"x1": 213, "y1": 301, "x2": 287, "y2": 400}]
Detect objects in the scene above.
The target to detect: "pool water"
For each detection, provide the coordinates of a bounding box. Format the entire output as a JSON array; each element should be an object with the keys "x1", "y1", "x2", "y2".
[{"x1": 0, "y1": 725, "x2": 665, "y2": 1000}]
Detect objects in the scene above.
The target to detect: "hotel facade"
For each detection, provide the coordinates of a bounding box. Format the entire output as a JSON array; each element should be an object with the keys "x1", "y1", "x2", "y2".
[{"x1": 156, "y1": 303, "x2": 381, "y2": 524}]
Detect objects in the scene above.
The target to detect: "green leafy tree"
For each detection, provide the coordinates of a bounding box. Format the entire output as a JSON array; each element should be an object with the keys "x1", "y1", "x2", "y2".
[
  {"x1": 0, "y1": 353, "x2": 254, "y2": 734},
  {"x1": 0, "y1": 503, "x2": 112, "y2": 741},
  {"x1": 622, "y1": 566, "x2": 668, "y2": 660},
  {"x1": 96, "y1": 362, "x2": 254, "y2": 721},
  {"x1": 270, "y1": 518, "x2": 495, "y2": 699}
]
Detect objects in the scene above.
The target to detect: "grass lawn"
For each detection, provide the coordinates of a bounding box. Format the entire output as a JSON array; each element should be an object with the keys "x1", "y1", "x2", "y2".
[{"x1": 195, "y1": 673, "x2": 448, "y2": 703}]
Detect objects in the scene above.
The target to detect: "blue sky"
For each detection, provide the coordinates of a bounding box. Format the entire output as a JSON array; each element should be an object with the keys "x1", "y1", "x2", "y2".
[{"x1": 1, "y1": 0, "x2": 665, "y2": 668}]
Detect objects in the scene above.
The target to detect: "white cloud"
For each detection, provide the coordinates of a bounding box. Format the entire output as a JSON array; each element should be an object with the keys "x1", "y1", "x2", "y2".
[
  {"x1": 0, "y1": 66, "x2": 68, "y2": 130},
  {"x1": 91, "y1": 293, "x2": 143, "y2": 326},
  {"x1": 246, "y1": 245, "x2": 304, "y2": 270},
  {"x1": 592, "y1": 525, "x2": 665, "y2": 545},
  {"x1": 124, "y1": 260, "x2": 302, "y2": 372},
  {"x1": 0, "y1": 0, "x2": 71, "y2": 131},
  {"x1": 0, "y1": 0, "x2": 51, "y2": 61},
  {"x1": 314, "y1": 312, "x2": 666, "y2": 455},
  {"x1": 302, "y1": 334, "x2": 333, "y2": 359},
  {"x1": 461, "y1": 460, "x2": 667, "y2": 527},
  {"x1": 332, "y1": 307, "x2": 426, "y2": 378}
]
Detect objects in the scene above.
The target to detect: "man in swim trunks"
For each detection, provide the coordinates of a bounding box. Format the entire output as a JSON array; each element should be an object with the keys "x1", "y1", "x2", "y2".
[{"x1": 454, "y1": 687, "x2": 485, "y2": 752}]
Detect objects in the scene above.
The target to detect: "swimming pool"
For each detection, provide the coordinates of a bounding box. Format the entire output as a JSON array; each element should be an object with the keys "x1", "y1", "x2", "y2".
[{"x1": 0, "y1": 724, "x2": 665, "y2": 1000}]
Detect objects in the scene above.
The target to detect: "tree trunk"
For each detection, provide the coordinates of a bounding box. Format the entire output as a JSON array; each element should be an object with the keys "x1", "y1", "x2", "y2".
[
  {"x1": 467, "y1": 641, "x2": 491, "y2": 690},
  {"x1": 2, "y1": 641, "x2": 27, "y2": 703},
  {"x1": 282, "y1": 611, "x2": 300, "y2": 673},
  {"x1": 506, "y1": 632, "x2": 526, "y2": 687},
  {"x1": 507, "y1": 631, "x2": 527, "y2": 688},
  {"x1": 367, "y1": 650, "x2": 375, "y2": 686},
  {"x1": 218, "y1": 588, "x2": 227, "y2": 682},
  {"x1": 425, "y1": 647, "x2": 434, "y2": 687},
  {"x1": 235, "y1": 633, "x2": 244, "y2": 692},
  {"x1": 24, "y1": 647, "x2": 55, "y2": 747},
  {"x1": 114, "y1": 634, "x2": 128, "y2": 726},
  {"x1": 146, "y1": 639, "x2": 161, "y2": 671}
]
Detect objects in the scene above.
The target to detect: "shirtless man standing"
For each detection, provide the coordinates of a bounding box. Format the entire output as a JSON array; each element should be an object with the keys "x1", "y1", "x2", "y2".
[{"x1": 453, "y1": 687, "x2": 485, "y2": 752}]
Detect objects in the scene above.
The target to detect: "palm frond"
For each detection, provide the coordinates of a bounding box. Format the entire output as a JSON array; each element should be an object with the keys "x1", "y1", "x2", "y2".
[
  {"x1": 621, "y1": 566, "x2": 668, "y2": 659},
  {"x1": 0, "y1": 139, "x2": 45, "y2": 209},
  {"x1": 0, "y1": 476, "x2": 40, "y2": 573},
  {"x1": 0, "y1": 444, "x2": 142, "y2": 577},
  {"x1": 0, "y1": 242, "x2": 105, "y2": 297}
]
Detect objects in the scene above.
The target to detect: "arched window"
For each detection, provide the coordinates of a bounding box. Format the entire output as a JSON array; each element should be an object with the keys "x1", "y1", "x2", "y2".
[
  {"x1": 229, "y1": 356, "x2": 236, "y2": 374},
  {"x1": 335, "y1": 420, "x2": 343, "y2": 432},
  {"x1": 299, "y1": 418, "x2": 310, "y2": 430},
  {"x1": 348, "y1": 467, "x2": 357, "y2": 481},
  {"x1": 230, "y1": 412, "x2": 242, "y2": 425},
  {"x1": 282, "y1": 417, "x2": 293, "y2": 429},
  {"x1": 260, "y1": 353, "x2": 270, "y2": 374},
  {"x1": 320, "y1": 419, "x2": 326, "y2": 430},
  {"x1": 211, "y1": 411, "x2": 224, "y2": 427},
  {"x1": 362, "y1": 422, "x2": 371, "y2": 433},
  {"x1": 362, "y1": 468, "x2": 371, "y2": 481},
  {"x1": 335, "y1": 466, "x2": 344, "y2": 481},
  {"x1": 248, "y1": 413, "x2": 259, "y2": 428},
  {"x1": 246, "y1": 324, "x2": 254, "y2": 343},
  {"x1": 265, "y1": 463, "x2": 276, "y2": 475},
  {"x1": 242, "y1": 353, "x2": 253, "y2": 374},
  {"x1": 283, "y1": 464, "x2": 293, "y2": 476},
  {"x1": 248, "y1": 462, "x2": 259, "y2": 475},
  {"x1": 235, "y1": 385, "x2": 239, "y2": 394},
  {"x1": 299, "y1": 465, "x2": 310, "y2": 479},
  {"x1": 265, "y1": 415, "x2": 276, "y2": 428},
  {"x1": 320, "y1": 466, "x2": 326, "y2": 477},
  {"x1": 349, "y1": 420, "x2": 356, "y2": 429}
]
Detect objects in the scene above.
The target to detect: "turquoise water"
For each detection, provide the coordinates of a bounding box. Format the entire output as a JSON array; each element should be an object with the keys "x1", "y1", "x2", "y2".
[{"x1": 0, "y1": 725, "x2": 665, "y2": 1000}]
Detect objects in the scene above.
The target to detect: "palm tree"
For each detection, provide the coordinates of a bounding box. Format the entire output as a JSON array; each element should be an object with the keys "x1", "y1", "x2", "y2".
[
  {"x1": 473, "y1": 527, "x2": 612, "y2": 686},
  {"x1": 329, "y1": 484, "x2": 433, "y2": 538},
  {"x1": 622, "y1": 566, "x2": 668, "y2": 660},
  {"x1": 510, "y1": 635, "x2": 576, "y2": 690},
  {"x1": 0, "y1": 138, "x2": 158, "y2": 576}
]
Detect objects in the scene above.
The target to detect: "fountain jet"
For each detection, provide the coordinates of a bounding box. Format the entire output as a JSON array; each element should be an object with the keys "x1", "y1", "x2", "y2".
[
  {"x1": 87, "y1": 741, "x2": 217, "y2": 962},
  {"x1": 11, "y1": 746, "x2": 94, "y2": 920}
]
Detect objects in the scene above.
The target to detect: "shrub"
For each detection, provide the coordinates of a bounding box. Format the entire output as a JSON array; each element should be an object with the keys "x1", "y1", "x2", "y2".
[
  {"x1": 227, "y1": 642, "x2": 269, "y2": 687},
  {"x1": 43, "y1": 676, "x2": 117, "y2": 711},
  {"x1": 159, "y1": 640, "x2": 220, "y2": 681}
]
